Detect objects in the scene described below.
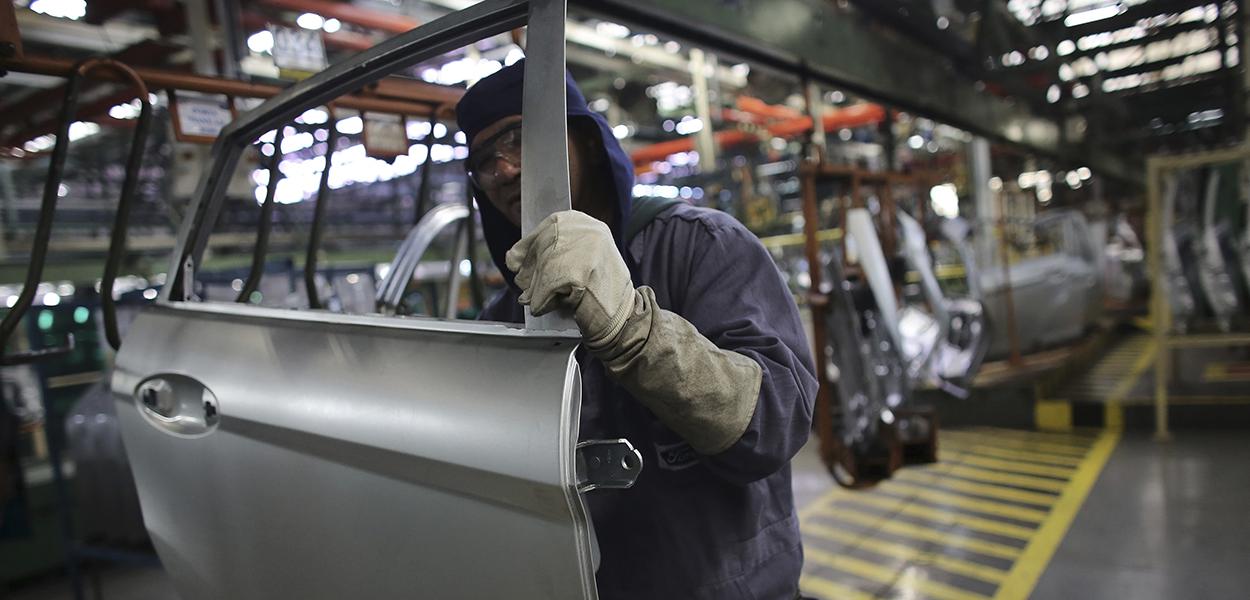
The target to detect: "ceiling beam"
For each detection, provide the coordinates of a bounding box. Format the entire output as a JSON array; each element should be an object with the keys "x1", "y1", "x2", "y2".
[{"x1": 575, "y1": 0, "x2": 1140, "y2": 184}]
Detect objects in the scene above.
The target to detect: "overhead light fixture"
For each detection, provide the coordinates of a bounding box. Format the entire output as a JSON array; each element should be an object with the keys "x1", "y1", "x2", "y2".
[
  {"x1": 1064, "y1": 5, "x2": 1123, "y2": 28},
  {"x1": 29, "y1": 0, "x2": 86, "y2": 20},
  {"x1": 247, "y1": 30, "x2": 274, "y2": 54},
  {"x1": 297, "y1": 12, "x2": 325, "y2": 30}
]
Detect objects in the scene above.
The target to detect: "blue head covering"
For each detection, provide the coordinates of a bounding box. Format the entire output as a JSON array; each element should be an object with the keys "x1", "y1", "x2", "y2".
[{"x1": 456, "y1": 59, "x2": 635, "y2": 289}]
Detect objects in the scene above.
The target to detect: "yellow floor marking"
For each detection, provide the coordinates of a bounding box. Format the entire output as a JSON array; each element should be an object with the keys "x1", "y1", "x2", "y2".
[
  {"x1": 803, "y1": 522, "x2": 1008, "y2": 585},
  {"x1": 934, "y1": 464, "x2": 1068, "y2": 493},
  {"x1": 835, "y1": 494, "x2": 1036, "y2": 541},
  {"x1": 940, "y1": 442, "x2": 1085, "y2": 468},
  {"x1": 1105, "y1": 340, "x2": 1157, "y2": 406},
  {"x1": 993, "y1": 429, "x2": 1121, "y2": 600},
  {"x1": 942, "y1": 451, "x2": 1077, "y2": 479},
  {"x1": 806, "y1": 547, "x2": 991, "y2": 600},
  {"x1": 877, "y1": 480, "x2": 1049, "y2": 523},
  {"x1": 965, "y1": 427, "x2": 1095, "y2": 445},
  {"x1": 799, "y1": 574, "x2": 874, "y2": 600},
  {"x1": 893, "y1": 470, "x2": 1059, "y2": 507},
  {"x1": 810, "y1": 506, "x2": 1023, "y2": 560},
  {"x1": 964, "y1": 427, "x2": 1097, "y2": 448},
  {"x1": 940, "y1": 433, "x2": 1090, "y2": 457}
]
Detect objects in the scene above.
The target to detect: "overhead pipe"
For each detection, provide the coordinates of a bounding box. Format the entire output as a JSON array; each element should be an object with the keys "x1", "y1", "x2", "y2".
[
  {"x1": 630, "y1": 101, "x2": 886, "y2": 166},
  {"x1": 259, "y1": 0, "x2": 420, "y2": 34},
  {"x1": 0, "y1": 55, "x2": 462, "y2": 150}
]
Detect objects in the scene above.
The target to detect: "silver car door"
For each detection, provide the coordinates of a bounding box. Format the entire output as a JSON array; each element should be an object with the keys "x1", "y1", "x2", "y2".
[
  {"x1": 113, "y1": 2, "x2": 637, "y2": 598},
  {"x1": 375, "y1": 201, "x2": 471, "y2": 315}
]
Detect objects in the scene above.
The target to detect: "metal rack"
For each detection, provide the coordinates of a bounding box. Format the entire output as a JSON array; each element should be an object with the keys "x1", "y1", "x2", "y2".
[{"x1": 1145, "y1": 144, "x2": 1250, "y2": 440}]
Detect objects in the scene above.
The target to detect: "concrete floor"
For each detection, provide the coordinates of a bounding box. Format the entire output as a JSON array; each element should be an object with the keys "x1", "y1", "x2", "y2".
[
  {"x1": 4, "y1": 429, "x2": 1248, "y2": 599},
  {"x1": 1031, "y1": 430, "x2": 1250, "y2": 600}
]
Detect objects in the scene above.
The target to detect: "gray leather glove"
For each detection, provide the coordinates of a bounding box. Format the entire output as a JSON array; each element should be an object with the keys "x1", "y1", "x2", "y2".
[
  {"x1": 508, "y1": 211, "x2": 763, "y2": 455},
  {"x1": 506, "y1": 211, "x2": 635, "y2": 347}
]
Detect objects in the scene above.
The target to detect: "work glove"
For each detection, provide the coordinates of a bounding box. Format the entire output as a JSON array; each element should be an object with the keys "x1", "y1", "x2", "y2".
[
  {"x1": 506, "y1": 211, "x2": 635, "y2": 347},
  {"x1": 508, "y1": 211, "x2": 762, "y2": 455}
]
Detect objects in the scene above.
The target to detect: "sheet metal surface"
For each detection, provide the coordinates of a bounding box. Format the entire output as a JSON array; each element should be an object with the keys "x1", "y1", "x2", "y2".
[{"x1": 114, "y1": 306, "x2": 595, "y2": 599}]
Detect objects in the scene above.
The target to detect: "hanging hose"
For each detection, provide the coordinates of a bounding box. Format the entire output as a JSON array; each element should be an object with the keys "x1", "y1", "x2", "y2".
[
  {"x1": 1, "y1": 58, "x2": 152, "y2": 362},
  {"x1": 304, "y1": 109, "x2": 337, "y2": 310},
  {"x1": 464, "y1": 175, "x2": 485, "y2": 313},
  {"x1": 89, "y1": 59, "x2": 154, "y2": 351},
  {"x1": 237, "y1": 126, "x2": 286, "y2": 303},
  {"x1": 413, "y1": 119, "x2": 437, "y2": 224}
]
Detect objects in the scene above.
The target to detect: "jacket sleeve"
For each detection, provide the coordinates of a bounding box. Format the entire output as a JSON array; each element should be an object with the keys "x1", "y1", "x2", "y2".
[{"x1": 676, "y1": 218, "x2": 818, "y2": 485}]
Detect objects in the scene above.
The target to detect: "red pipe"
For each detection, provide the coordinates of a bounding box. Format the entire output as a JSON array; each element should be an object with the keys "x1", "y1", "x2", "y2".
[
  {"x1": 630, "y1": 102, "x2": 886, "y2": 165},
  {"x1": 259, "y1": 0, "x2": 420, "y2": 34}
]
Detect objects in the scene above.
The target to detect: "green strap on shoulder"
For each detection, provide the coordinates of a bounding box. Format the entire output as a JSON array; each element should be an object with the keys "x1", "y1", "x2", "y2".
[{"x1": 625, "y1": 197, "x2": 683, "y2": 242}]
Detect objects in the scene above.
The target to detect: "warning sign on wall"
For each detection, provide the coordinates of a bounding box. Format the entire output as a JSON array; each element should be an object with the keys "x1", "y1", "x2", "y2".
[
  {"x1": 271, "y1": 25, "x2": 327, "y2": 78},
  {"x1": 363, "y1": 113, "x2": 409, "y2": 159},
  {"x1": 169, "y1": 90, "x2": 235, "y2": 144}
]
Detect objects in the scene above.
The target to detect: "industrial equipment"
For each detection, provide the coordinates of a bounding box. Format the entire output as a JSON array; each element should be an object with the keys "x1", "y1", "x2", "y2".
[{"x1": 980, "y1": 209, "x2": 1102, "y2": 359}]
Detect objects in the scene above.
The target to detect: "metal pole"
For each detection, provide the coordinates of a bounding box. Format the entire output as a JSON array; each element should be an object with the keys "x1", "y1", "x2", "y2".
[
  {"x1": 183, "y1": 0, "x2": 218, "y2": 76},
  {"x1": 689, "y1": 47, "x2": 717, "y2": 173},
  {"x1": 969, "y1": 136, "x2": 994, "y2": 270},
  {"x1": 998, "y1": 215, "x2": 1023, "y2": 366},
  {"x1": 520, "y1": 0, "x2": 574, "y2": 332},
  {"x1": 1147, "y1": 159, "x2": 1170, "y2": 441},
  {"x1": 799, "y1": 164, "x2": 838, "y2": 477}
]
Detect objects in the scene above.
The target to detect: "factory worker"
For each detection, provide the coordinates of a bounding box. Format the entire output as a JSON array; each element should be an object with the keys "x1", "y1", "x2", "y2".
[{"x1": 458, "y1": 60, "x2": 817, "y2": 600}]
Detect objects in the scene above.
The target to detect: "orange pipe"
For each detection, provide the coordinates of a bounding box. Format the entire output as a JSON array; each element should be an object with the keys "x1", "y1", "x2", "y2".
[
  {"x1": 259, "y1": 0, "x2": 420, "y2": 34},
  {"x1": 630, "y1": 102, "x2": 886, "y2": 165},
  {"x1": 736, "y1": 96, "x2": 803, "y2": 120}
]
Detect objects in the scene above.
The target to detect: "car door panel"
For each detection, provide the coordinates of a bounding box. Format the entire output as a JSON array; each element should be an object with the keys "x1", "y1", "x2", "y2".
[{"x1": 114, "y1": 305, "x2": 594, "y2": 599}]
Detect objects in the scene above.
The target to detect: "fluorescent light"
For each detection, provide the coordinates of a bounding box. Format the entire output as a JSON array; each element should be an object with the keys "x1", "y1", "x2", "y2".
[
  {"x1": 1064, "y1": 5, "x2": 1122, "y2": 28},
  {"x1": 296, "y1": 13, "x2": 325, "y2": 30},
  {"x1": 30, "y1": 0, "x2": 86, "y2": 20},
  {"x1": 247, "y1": 30, "x2": 274, "y2": 54}
]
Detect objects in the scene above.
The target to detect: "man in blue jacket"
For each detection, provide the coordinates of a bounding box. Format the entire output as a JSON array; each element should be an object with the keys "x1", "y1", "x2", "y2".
[{"x1": 458, "y1": 61, "x2": 818, "y2": 599}]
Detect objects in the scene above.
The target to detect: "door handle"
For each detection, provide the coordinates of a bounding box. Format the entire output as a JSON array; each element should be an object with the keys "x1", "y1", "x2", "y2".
[{"x1": 135, "y1": 374, "x2": 220, "y2": 438}]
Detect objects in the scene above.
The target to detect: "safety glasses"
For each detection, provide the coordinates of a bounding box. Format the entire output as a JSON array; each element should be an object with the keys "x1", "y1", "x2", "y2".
[{"x1": 465, "y1": 122, "x2": 522, "y2": 190}]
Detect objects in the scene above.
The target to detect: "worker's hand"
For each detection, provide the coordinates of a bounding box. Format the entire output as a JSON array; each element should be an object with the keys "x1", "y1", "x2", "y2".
[{"x1": 507, "y1": 211, "x2": 636, "y2": 345}]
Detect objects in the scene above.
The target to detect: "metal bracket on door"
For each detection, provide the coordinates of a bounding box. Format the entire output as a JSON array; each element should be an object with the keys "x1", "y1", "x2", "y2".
[{"x1": 575, "y1": 439, "x2": 642, "y2": 492}]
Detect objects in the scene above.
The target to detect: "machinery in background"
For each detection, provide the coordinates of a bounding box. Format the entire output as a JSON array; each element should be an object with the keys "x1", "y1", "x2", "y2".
[
  {"x1": 894, "y1": 211, "x2": 989, "y2": 391},
  {"x1": 798, "y1": 163, "x2": 961, "y2": 488},
  {"x1": 978, "y1": 209, "x2": 1103, "y2": 359},
  {"x1": 1101, "y1": 214, "x2": 1148, "y2": 306},
  {"x1": 1162, "y1": 167, "x2": 1250, "y2": 333}
]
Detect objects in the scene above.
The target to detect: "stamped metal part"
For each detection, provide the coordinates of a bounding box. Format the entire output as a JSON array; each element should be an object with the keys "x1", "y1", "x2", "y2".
[{"x1": 576, "y1": 439, "x2": 643, "y2": 492}]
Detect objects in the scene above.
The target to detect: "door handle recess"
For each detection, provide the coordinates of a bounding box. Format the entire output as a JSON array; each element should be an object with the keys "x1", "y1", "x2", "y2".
[{"x1": 135, "y1": 374, "x2": 220, "y2": 438}]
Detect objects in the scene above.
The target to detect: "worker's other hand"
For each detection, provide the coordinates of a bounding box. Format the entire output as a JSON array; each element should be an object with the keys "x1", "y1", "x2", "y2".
[{"x1": 507, "y1": 211, "x2": 635, "y2": 345}]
